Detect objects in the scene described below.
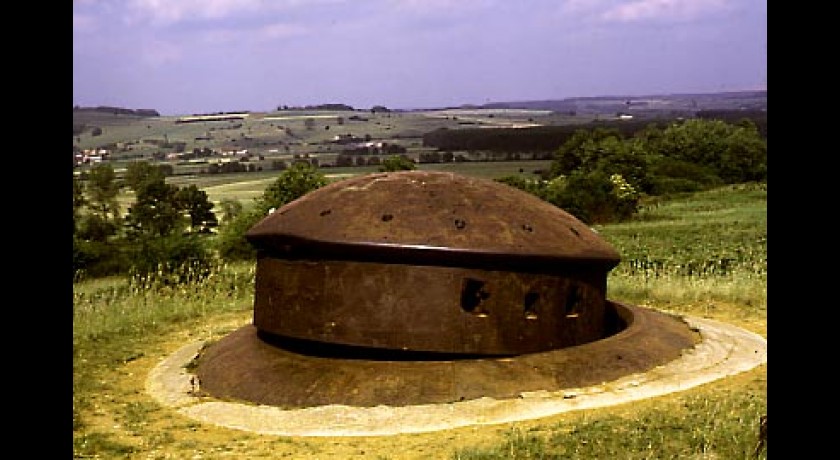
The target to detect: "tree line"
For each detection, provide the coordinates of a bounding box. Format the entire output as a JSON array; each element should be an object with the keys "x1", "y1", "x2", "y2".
[
  {"x1": 422, "y1": 111, "x2": 766, "y2": 153},
  {"x1": 495, "y1": 117, "x2": 767, "y2": 224},
  {"x1": 73, "y1": 117, "x2": 766, "y2": 283},
  {"x1": 73, "y1": 156, "x2": 415, "y2": 282}
]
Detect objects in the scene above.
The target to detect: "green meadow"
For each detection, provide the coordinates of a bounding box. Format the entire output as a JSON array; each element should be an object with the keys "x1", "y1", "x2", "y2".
[{"x1": 73, "y1": 168, "x2": 767, "y2": 459}]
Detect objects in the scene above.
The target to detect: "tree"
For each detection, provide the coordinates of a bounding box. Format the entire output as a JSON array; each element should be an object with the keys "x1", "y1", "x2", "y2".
[
  {"x1": 86, "y1": 163, "x2": 121, "y2": 219},
  {"x1": 219, "y1": 199, "x2": 243, "y2": 224},
  {"x1": 124, "y1": 179, "x2": 183, "y2": 238},
  {"x1": 122, "y1": 173, "x2": 218, "y2": 283},
  {"x1": 80, "y1": 163, "x2": 121, "y2": 241},
  {"x1": 255, "y1": 162, "x2": 328, "y2": 216},
  {"x1": 176, "y1": 185, "x2": 219, "y2": 234},
  {"x1": 123, "y1": 161, "x2": 165, "y2": 194},
  {"x1": 642, "y1": 118, "x2": 767, "y2": 184},
  {"x1": 335, "y1": 154, "x2": 353, "y2": 167},
  {"x1": 547, "y1": 118, "x2": 767, "y2": 198},
  {"x1": 588, "y1": 136, "x2": 652, "y2": 193},
  {"x1": 74, "y1": 164, "x2": 126, "y2": 277},
  {"x1": 73, "y1": 175, "x2": 87, "y2": 235},
  {"x1": 379, "y1": 155, "x2": 416, "y2": 172},
  {"x1": 549, "y1": 171, "x2": 639, "y2": 224},
  {"x1": 717, "y1": 124, "x2": 768, "y2": 183},
  {"x1": 128, "y1": 232, "x2": 214, "y2": 286},
  {"x1": 549, "y1": 127, "x2": 622, "y2": 178},
  {"x1": 217, "y1": 162, "x2": 328, "y2": 261}
]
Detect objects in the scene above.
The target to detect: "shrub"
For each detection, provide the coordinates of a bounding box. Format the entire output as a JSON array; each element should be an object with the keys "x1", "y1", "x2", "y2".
[
  {"x1": 379, "y1": 155, "x2": 416, "y2": 171},
  {"x1": 73, "y1": 239, "x2": 132, "y2": 280},
  {"x1": 127, "y1": 234, "x2": 215, "y2": 286},
  {"x1": 551, "y1": 171, "x2": 639, "y2": 224},
  {"x1": 496, "y1": 171, "x2": 639, "y2": 225},
  {"x1": 215, "y1": 209, "x2": 263, "y2": 262},
  {"x1": 216, "y1": 163, "x2": 327, "y2": 262},
  {"x1": 647, "y1": 157, "x2": 723, "y2": 195}
]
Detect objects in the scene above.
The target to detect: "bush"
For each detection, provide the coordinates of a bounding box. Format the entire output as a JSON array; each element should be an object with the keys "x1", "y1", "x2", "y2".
[
  {"x1": 644, "y1": 118, "x2": 767, "y2": 184},
  {"x1": 379, "y1": 155, "x2": 416, "y2": 172},
  {"x1": 547, "y1": 118, "x2": 768, "y2": 199},
  {"x1": 216, "y1": 163, "x2": 328, "y2": 262},
  {"x1": 127, "y1": 234, "x2": 215, "y2": 286},
  {"x1": 496, "y1": 171, "x2": 639, "y2": 225},
  {"x1": 253, "y1": 162, "x2": 328, "y2": 216},
  {"x1": 215, "y1": 209, "x2": 262, "y2": 262},
  {"x1": 647, "y1": 177, "x2": 706, "y2": 195},
  {"x1": 647, "y1": 157, "x2": 723, "y2": 195},
  {"x1": 73, "y1": 239, "x2": 132, "y2": 280},
  {"x1": 550, "y1": 172, "x2": 635, "y2": 224}
]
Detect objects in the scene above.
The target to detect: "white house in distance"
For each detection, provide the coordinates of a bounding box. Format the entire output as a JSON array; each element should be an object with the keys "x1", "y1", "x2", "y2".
[{"x1": 74, "y1": 148, "x2": 110, "y2": 166}]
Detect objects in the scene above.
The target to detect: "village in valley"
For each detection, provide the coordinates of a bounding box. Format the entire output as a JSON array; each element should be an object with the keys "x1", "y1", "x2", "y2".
[{"x1": 73, "y1": 90, "x2": 767, "y2": 180}]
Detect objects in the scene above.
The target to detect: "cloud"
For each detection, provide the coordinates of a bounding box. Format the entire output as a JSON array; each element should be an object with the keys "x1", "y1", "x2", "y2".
[
  {"x1": 196, "y1": 22, "x2": 309, "y2": 45},
  {"x1": 123, "y1": 0, "x2": 345, "y2": 26},
  {"x1": 561, "y1": 0, "x2": 609, "y2": 14},
  {"x1": 601, "y1": 0, "x2": 731, "y2": 23},
  {"x1": 258, "y1": 22, "x2": 309, "y2": 41},
  {"x1": 386, "y1": 0, "x2": 498, "y2": 14},
  {"x1": 139, "y1": 39, "x2": 183, "y2": 67},
  {"x1": 125, "y1": 0, "x2": 265, "y2": 25},
  {"x1": 73, "y1": 13, "x2": 97, "y2": 32}
]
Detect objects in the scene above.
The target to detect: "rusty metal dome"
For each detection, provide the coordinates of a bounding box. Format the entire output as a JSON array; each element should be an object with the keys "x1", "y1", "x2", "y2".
[
  {"x1": 245, "y1": 170, "x2": 621, "y2": 270},
  {"x1": 193, "y1": 170, "x2": 701, "y2": 409},
  {"x1": 244, "y1": 171, "x2": 623, "y2": 356}
]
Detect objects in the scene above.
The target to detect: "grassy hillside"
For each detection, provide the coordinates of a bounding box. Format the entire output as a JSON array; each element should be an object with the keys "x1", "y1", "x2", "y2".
[
  {"x1": 102, "y1": 160, "x2": 553, "y2": 218},
  {"x1": 73, "y1": 181, "x2": 767, "y2": 459},
  {"x1": 73, "y1": 90, "x2": 767, "y2": 188},
  {"x1": 73, "y1": 107, "x2": 562, "y2": 170}
]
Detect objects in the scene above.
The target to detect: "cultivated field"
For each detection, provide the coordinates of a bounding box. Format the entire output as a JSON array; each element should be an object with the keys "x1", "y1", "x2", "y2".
[
  {"x1": 74, "y1": 107, "x2": 568, "y2": 176},
  {"x1": 106, "y1": 160, "x2": 555, "y2": 218}
]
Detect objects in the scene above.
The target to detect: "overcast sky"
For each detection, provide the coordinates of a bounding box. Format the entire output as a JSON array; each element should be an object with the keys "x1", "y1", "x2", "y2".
[{"x1": 73, "y1": 0, "x2": 767, "y2": 116}]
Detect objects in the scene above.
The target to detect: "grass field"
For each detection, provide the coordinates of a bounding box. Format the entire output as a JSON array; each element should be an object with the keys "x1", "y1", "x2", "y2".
[
  {"x1": 74, "y1": 107, "x2": 571, "y2": 172},
  {"x1": 108, "y1": 160, "x2": 551, "y2": 229},
  {"x1": 73, "y1": 175, "x2": 767, "y2": 459},
  {"x1": 144, "y1": 160, "x2": 553, "y2": 215}
]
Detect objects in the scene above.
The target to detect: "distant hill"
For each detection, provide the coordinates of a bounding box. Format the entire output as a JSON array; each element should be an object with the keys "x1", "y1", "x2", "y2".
[
  {"x1": 73, "y1": 106, "x2": 161, "y2": 136},
  {"x1": 73, "y1": 106, "x2": 160, "y2": 117},
  {"x1": 476, "y1": 90, "x2": 766, "y2": 116}
]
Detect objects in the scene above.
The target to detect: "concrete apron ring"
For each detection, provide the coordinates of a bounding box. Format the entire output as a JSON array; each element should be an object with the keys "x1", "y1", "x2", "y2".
[{"x1": 146, "y1": 313, "x2": 766, "y2": 437}]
